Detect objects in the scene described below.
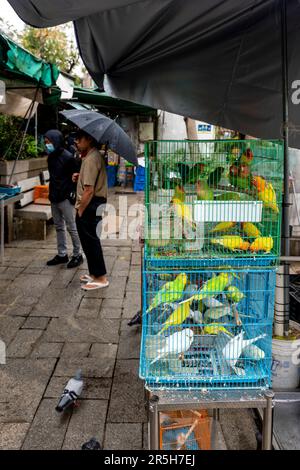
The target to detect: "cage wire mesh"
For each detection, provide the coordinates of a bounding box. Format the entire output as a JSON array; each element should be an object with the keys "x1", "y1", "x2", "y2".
[
  {"x1": 144, "y1": 139, "x2": 283, "y2": 268},
  {"x1": 139, "y1": 268, "x2": 275, "y2": 389}
]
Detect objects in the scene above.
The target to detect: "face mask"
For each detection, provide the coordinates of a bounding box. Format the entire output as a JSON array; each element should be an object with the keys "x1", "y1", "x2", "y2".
[{"x1": 45, "y1": 143, "x2": 55, "y2": 153}]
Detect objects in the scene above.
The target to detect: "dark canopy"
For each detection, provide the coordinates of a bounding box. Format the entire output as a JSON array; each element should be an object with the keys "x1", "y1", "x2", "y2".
[{"x1": 8, "y1": 0, "x2": 300, "y2": 146}]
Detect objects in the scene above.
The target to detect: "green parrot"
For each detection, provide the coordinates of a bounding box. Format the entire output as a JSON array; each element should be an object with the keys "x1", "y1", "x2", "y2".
[
  {"x1": 196, "y1": 180, "x2": 214, "y2": 200},
  {"x1": 147, "y1": 273, "x2": 187, "y2": 313},
  {"x1": 180, "y1": 272, "x2": 235, "y2": 305},
  {"x1": 225, "y1": 285, "x2": 244, "y2": 304}
]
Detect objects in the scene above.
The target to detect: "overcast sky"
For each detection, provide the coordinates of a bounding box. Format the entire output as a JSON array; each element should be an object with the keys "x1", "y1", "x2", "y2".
[{"x1": 1, "y1": 0, "x2": 25, "y2": 30}]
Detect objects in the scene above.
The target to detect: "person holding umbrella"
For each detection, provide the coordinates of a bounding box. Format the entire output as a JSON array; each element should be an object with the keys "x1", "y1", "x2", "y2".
[
  {"x1": 60, "y1": 109, "x2": 138, "y2": 290},
  {"x1": 74, "y1": 130, "x2": 109, "y2": 290}
]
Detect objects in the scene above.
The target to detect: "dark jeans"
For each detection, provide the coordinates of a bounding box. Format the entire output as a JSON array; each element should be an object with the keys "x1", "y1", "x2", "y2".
[{"x1": 76, "y1": 198, "x2": 106, "y2": 278}]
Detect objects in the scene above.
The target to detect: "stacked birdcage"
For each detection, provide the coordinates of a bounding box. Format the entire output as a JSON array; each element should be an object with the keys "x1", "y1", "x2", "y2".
[{"x1": 140, "y1": 139, "x2": 283, "y2": 390}]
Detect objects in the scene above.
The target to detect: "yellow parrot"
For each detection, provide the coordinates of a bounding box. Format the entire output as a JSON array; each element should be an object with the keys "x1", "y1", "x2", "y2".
[
  {"x1": 171, "y1": 198, "x2": 197, "y2": 231},
  {"x1": 158, "y1": 300, "x2": 191, "y2": 335},
  {"x1": 147, "y1": 273, "x2": 187, "y2": 313},
  {"x1": 241, "y1": 222, "x2": 261, "y2": 239},
  {"x1": 209, "y1": 222, "x2": 236, "y2": 234},
  {"x1": 252, "y1": 177, "x2": 279, "y2": 213},
  {"x1": 210, "y1": 235, "x2": 250, "y2": 251},
  {"x1": 250, "y1": 236, "x2": 274, "y2": 253},
  {"x1": 203, "y1": 324, "x2": 233, "y2": 336},
  {"x1": 181, "y1": 272, "x2": 235, "y2": 306}
]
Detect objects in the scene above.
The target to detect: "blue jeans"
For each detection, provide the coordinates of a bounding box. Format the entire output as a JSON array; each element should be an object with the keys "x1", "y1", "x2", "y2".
[{"x1": 51, "y1": 199, "x2": 81, "y2": 257}]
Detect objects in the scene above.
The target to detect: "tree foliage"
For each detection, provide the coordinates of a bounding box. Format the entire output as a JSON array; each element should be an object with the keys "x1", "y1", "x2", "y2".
[{"x1": 21, "y1": 24, "x2": 80, "y2": 74}]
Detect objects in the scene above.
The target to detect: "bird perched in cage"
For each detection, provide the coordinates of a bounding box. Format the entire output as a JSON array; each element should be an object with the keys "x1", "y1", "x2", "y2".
[
  {"x1": 173, "y1": 184, "x2": 186, "y2": 203},
  {"x1": 241, "y1": 222, "x2": 261, "y2": 239},
  {"x1": 147, "y1": 273, "x2": 187, "y2": 313},
  {"x1": 180, "y1": 272, "x2": 236, "y2": 306},
  {"x1": 250, "y1": 236, "x2": 274, "y2": 253},
  {"x1": 207, "y1": 166, "x2": 224, "y2": 187},
  {"x1": 242, "y1": 344, "x2": 265, "y2": 360},
  {"x1": 196, "y1": 179, "x2": 214, "y2": 201},
  {"x1": 228, "y1": 146, "x2": 241, "y2": 163},
  {"x1": 204, "y1": 306, "x2": 232, "y2": 322},
  {"x1": 239, "y1": 148, "x2": 254, "y2": 166},
  {"x1": 158, "y1": 300, "x2": 192, "y2": 335},
  {"x1": 225, "y1": 285, "x2": 244, "y2": 304},
  {"x1": 251, "y1": 176, "x2": 279, "y2": 213},
  {"x1": 210, "y1": 235, "x2": 250, "y2": 251},
  {"x1": 150, "y1": 328, "x2": 194, "y2": 365},
  {"x1": 203, "y1": 324, "x2": 234, "y2": 337},
  {"x1": 186, "y1": 163, "x2": 206, "y2": 184},
  {"x1": 170, "y1": 191, "x2": 197, "y2": 232},
  {"x1": 209, "y1": 221, "x2": 236, "y2": 234},
  {"x1": 222, "y1": 331, "x2": 266, "y2": 368},
  {"x1": 229, "y1": 163, "x2": 251, "y2": 190}
]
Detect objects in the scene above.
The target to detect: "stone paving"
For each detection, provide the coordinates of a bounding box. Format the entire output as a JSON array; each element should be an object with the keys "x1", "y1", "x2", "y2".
[{"x1": 0, "y1": 189, "x2": 257, "y2": 450}]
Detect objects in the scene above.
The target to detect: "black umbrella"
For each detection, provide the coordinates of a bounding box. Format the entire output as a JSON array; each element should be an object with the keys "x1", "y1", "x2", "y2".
[{"x1": 60, "y1": 109, "x2": 138, "y2": 166}]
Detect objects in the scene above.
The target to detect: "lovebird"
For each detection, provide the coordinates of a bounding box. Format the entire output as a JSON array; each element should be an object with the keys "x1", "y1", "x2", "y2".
[
  {"x1": 150, "y1": 328, "x2": 194, "y2": 365},
  {"x1": 222, "y1": 331, "x2": 266, "y2": 368},
  {"x1": 239, "y1": 148, "x2": 254, "y2": 166},
  {"x1": 173, "y1": 185, "x2": 186, "y2": 203},
  {"x1": 147, "y1": 273, "x2": 187, "y2": 313},
  {"x1": 225, "y1": 285, "x2": 244, "y2": 304},
  {"x1": 207, "y1": 167, "x2": 224, "y2": 186},
  {"x1": 250, "y1": 236, "x2": 274, "y2": 253},
  {"x1": 241, "y1": 222, "x2": 261, "y2": 239},
  {"x1": 181, "y1": 272, "x2": 235, "y2": 305},
  {"x1": 171, "y1": 198, "x2": 196, "y2": 231},
  {"x1": 158, "y1": 300, "x2": 192, "y2": 335},
  {"x1": 203, "y1": 324, "x2": 233, "y2": 336},
  {"x1": 252, "y1": 176, "x2": 279, "y2": 213},
  {"x1": 196, "y1": 180, "x2": 214, "y2": 200},
  {"x1": 209, "y1": 221, "x2": 236, "y2": 234},
  {"x1": 210, "y1": 235, "x2": 250, "y2": 251}
]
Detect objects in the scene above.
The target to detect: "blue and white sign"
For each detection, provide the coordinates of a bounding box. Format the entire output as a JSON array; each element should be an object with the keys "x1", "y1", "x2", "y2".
[{"x1": 198, "y1": 124, "x2": 212, "y2": 132}]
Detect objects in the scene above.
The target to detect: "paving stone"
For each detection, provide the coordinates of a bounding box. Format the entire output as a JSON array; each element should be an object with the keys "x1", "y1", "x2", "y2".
[
  {"x1": 54, "y1": 357, "x2": 115, "y2": 378},
  {"x1": 99, "y1": 307, "x2": 122, "y2": 319},
  {"x1": 7, "y1": 329, "x2": 43, "y2": 358},
  {"x1": 4, "y1": 304, "x2": 33, "y2": 317},
  {"x1": 143, "y1": 422, "x2": 148, "y2": 450},
  {"x1": 0, "y1": 316, "x2": 25, "y2": 345},
  {"x1": 63, "y1": 400, "x2": 108, "y2": 450},
  {"x1": 43, "y1": 317, "x2": 120, "y2": 344},
  {"x1": 21, "y1": 317, "x2": 50, "y2": 330},
  {"x1": 0, "y1": 359, "x2": 56, "y2": 422},
  {"x1": 9, "y1": 274, "x2": 53, "y2": 299},
  {"x1": 101, "y1": 298, "x2": 123, "y2": 309},
  {"x1": 22, "y1": 399, "x2": 71, "y2": 450},
  {"x1": 89, "y1": 343, "x2": 118, "y2": 361},
  {"x1": 131, "y1": 252, "x2": 141, "y2": 266},
  {"x1": 30, "y1": 287, "x2": 83, "y2": 317},
  {"x1": 0, "y1": 267, "x2": 24, "y2": 280},
  {"x1": 0, "y1": 280, "x2": 11, "y2": 290},
  {"x1": 122, "y1": 297, "x2": 141, "y2": 319},
  {"x1": 45, "y1": 376, "x2": 112, "y2": 400},
  {"x1": 128, "y1": 271, "x2": 141, "y2": 283},
  {"x1": 125, "y1": 282, "x2": 141, "y2": 293},
  {"x1": 0, "y1": 423, "x2": 30, "y2": 450},
  {"x1": 22, "y1": 267, "x2": 44, "y2": 274},
  {"x1": 107, "y1": 360, "x2": 147, "y2": 423},
  {"x1": 31, "y1": 342, "x2": 64, "y2": 358},
  {"x1": 76, "y1": 298, "x2": 101, "y2": 319},
  {"x1": 0, "y1": 266, "x2": 7, "y2": 273},
  {"x1": 104, "y1": 423, "x2": 143, "y2": 450},
  {"x1": 117, "y1": 321, "x2": 141, "y2": 359},
  {"x1": 50, "y1": 269, "x2": 77, "y2": 289},
  {"x1": 61, "y1": 342, "x2": 91, "y2": 358},
  {"x1": 220, "y1": 409, "x2": 257, "y2": 450}
]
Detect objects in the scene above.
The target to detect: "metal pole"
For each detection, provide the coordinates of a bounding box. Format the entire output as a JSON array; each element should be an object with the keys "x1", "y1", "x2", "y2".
[
  {"x1": 280, "y1": 0, "x2": 290, "y2": 336},
  {"x1": 262, "y1": 390, "x2": 274, "y2": 450},
  {"x1": 148, "y1": 395, "x2": 160, "y2": 450}
]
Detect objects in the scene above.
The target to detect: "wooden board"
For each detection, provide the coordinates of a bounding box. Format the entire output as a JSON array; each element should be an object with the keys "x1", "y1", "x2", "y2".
[
  {"x1": 18, "y1": 189, "x2": 34, "y2": 207},
  {"x1": 17, "y1": 176, "x2": 40, "y2": 193}
]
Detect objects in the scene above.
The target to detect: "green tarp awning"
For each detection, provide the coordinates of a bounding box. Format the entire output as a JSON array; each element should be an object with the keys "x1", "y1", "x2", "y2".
[
  {"x1": 0, "y1": 33, "x2": 59, "y2": 88},
  {"x1": 70, "y1": 87, "x2": 156, "y2": 115}
]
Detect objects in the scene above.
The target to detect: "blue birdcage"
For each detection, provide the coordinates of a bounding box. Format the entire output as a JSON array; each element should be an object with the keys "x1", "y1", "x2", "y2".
[{"x1": 139, "y1": 267, "x2": 275, "y2": 390}]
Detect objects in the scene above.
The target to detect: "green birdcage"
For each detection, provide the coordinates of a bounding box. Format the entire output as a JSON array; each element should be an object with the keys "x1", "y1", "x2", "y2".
[{"x1": 144, "y1": 139, "x2": 283, "y2": 269}]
